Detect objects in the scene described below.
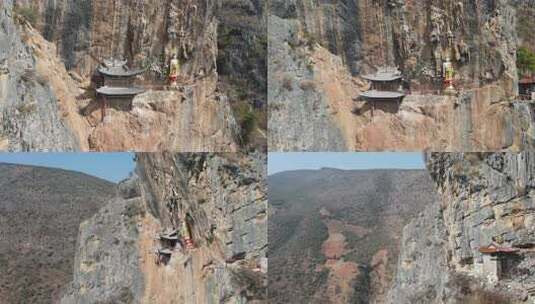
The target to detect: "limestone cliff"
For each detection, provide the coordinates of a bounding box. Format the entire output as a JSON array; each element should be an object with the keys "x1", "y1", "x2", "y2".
[
  {"x1": 0, "y1": 0, "x2": 80, "y2": 151},
  {"x1": 388, "y1": 153, "x2": 535, "y2": 303},
  {"x1": 268, "y1": 0, "x2": 535, "y2": 151},
  {"x1": 14, "y1": 0, "x2": 218, "y2": 80},
  {"x1": 1, "y1": 0, "x2": 243, "y2": 151},
  {"x1": 61, "y1": 153, "x2": 267, "y2": 303}
]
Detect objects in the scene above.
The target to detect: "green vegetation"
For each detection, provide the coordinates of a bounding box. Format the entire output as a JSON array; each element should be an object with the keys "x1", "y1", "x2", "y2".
[
  {"x1": 302, "y1": 31, "x2": 319, "y2": 51},
  {"x1": 216, "y1": 6, "x2": 266, "y2": 152},
  {"x1": 13, "y1": 6, "x2": 38, "y2": 27},
  {"x1": 517, "y1": 47, "x2": 535, "y2": 77},
  {"x1": 240, "y1": 111, "x2": 256, "y2": 145}
]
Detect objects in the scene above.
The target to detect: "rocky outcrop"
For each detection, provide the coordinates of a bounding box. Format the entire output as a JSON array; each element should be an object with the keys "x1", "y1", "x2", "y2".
[
  {"x1": 353, "y1": 86, "x2": 535, "y2": 151},
  {"x1": 60, "y1": 196, "x2": 145, "y2": 303},
  {"x1": 0, "y1": 0, "x2": 80, "y2": 151},
  {"x1": 388, "y1": 153, "x2": 535, "y2": 303},
  {"x1": 61, "y1": 153, "x2": 267, "y2": 303},
  {"x1": 268, "y1": 15, "x2": 347, "y2": 151},
  {"x1": 87, "y1": 79, "x2": 239, "y2": 152},
  {"x1": 268, "y1": 0, "x2": 535, "y2": 151}
]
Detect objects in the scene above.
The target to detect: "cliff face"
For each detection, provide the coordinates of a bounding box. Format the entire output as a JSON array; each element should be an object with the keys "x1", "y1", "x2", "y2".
[
  {"x1": 86, "y1": 81, "x2": 239, "y2": 152},
  {"x1": 0, "y1": 0, "x2": 80, "y2": 151},
  {"x1": 14, "y1": 0, "x2": 218, "y2": 80},
  {"x1": 388, "y1": 153, "x2": 535, "y2": 303},
  {"x1": 218, "y1": 0, "x2": 267, "y2": 150},
  {"x1": 61, "y1": 153, "x2": 267, "y2": 303},
  {"x1": 268, "y1": 15, "x2": 347, "y2": 151},
  {"x1": 1, "y1": 0, "x2": 242, "y2": 151},
  {"x1": 268, "y1": 0, "x2": 535, "y2": 151},
  {"x1": 271, "y1": 0, "x2": 518, "y2": 90}
]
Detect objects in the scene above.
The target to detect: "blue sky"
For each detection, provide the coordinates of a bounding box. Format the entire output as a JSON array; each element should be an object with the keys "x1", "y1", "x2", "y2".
[
  {"x1": 268, "y1": 152, "x2": 425, "y2": 175},
  {"x1": 0, "y1": 153, "x2": 136, "y2": 182}
]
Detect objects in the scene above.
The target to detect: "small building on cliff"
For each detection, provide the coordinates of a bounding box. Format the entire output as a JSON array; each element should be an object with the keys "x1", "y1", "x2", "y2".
[
  {"x1": 477, "y1": 244, "x2": 519, "y2": 282},
  {"x1": 519, "y1": 76, "x2": 535, "y2": 100},
  {"x1": 359, "y1": 67, "x2": 405, "y2": 115},
  {"x1": 94, "y1": 58, "x2": 145, "y2": 118}
]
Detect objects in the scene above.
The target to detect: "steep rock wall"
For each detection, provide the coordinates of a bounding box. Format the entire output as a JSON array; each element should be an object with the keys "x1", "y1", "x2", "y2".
[
  {"x1": 268, "y1": 0, "x2": 535, "y2": 151},
  {"x1": 2, "y1": 1, "x2": 240, "y2": 151},
  {"x1": 388, "y1": 153, "x2": 535, "y2": 303},
  {"x1": 269, "y1": 33, "x2": 535, "y2": 151},
  {"x1": 0, "y1": 0, "x2": 80, "y2": 151},
  {"x1": 14, "y1": 0, "x2": 218, "y2": 80},
  {"x1": 268, "y1": 15, "x2": 347, "y2": 151},
  {"x1": 271, "y1": 0, "x2": 518, "y2": 93},
  {"x1": 61, "y1": 153, "x2": 267, "y2": 303},
  {"x1": 87, "y1": 79, "x2": 239, "y2": 152},
  {"x1": 268, "y1": 1, "x2": 535, "y2": 151}
]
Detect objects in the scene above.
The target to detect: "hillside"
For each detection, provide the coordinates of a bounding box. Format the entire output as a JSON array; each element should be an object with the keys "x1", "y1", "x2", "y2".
[
  {"x1": 0, "y1": 163, "x2": 115, "y2": 304},
  {"x1": 268, "y1": 168, "x2": 438, "y2": 303}
]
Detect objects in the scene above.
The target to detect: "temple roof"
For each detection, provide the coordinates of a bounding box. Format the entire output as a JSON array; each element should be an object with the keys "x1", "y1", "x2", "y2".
[
  {"x1": 360, "y1": 90, "x2": 405, "y2": 99},
  {"x1": 479, "y1": 244, "x2": 519, "y2": 254},
  {"x1": 520, "y1": 76, "x2": 535, "y2": 85},
  {"x1": 161, "y1": 229, "x2": 179, "y2": 237},
  {"x1": 160, "y1": 235, "x2": 179, "y2": 241},
  {"x1": 96, "y1": 86, "x2": 145, "y2": 96},
  {"x1": 362, "y1": 66, "x2": 402, "y2": 82},
  {"x1": 157, "y1": 248, "x2": 173, "y2": 255},
  {"x1": 97, "y1": 58, "x2": 145, "y2": 77}
]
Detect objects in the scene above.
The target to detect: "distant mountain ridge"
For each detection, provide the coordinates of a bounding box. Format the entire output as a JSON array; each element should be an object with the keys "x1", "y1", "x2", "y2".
[{"x1": 0, "y1": 164, "x2": 116, "y2": 303}]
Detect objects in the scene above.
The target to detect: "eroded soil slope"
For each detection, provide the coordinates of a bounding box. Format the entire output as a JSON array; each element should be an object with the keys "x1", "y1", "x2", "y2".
[{"x1": 268, "y1": 168, "x2": 438, "y2": 303}]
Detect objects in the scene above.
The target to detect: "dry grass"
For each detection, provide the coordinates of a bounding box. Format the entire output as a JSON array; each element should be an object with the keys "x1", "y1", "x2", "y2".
[{"x1": 451, "y1": 273, "x2": 512, "y2": 304}]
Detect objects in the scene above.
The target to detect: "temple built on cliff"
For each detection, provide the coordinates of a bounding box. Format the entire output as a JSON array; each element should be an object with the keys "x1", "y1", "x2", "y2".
[
  {"x1": 477, "y1": 243, "x2": 519, "y2": 282},
  {"x1": 94, "y1": 58, "x2": 145, "y2": 119},
  {"x1": 359, "y1": 67, "x2": 405, "y2": 114},
  {"x1": 519, "y1": 76, "x2": 535, "y2": 100}
]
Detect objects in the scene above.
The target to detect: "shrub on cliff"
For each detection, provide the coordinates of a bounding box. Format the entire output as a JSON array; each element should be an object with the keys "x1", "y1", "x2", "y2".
[
  {"x1": 240, "y1": 110, "x2": 256, "y2": 146},
  {"x1": 517, "y1": 47, "x2": 535, "y2": 76},
  {"x1": 14, "y1": 6, "x2": 38, "y2": 27}
]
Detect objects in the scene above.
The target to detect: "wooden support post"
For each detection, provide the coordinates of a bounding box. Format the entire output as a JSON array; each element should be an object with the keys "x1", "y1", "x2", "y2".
[{"x1": 100, "y1": 95, "x2": 107, "y2": 122}]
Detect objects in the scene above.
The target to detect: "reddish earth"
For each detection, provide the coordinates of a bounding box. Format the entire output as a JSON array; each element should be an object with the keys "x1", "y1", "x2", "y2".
[
  {"x1": 322, "y1": 232, "x2": 346, "y2": 260},
  {"x1": 318, "y1": 215, "x2": 360, "y2": 303},
  {"x1": 369, "y1": 249, "x2": 390, "y2": 303}
]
